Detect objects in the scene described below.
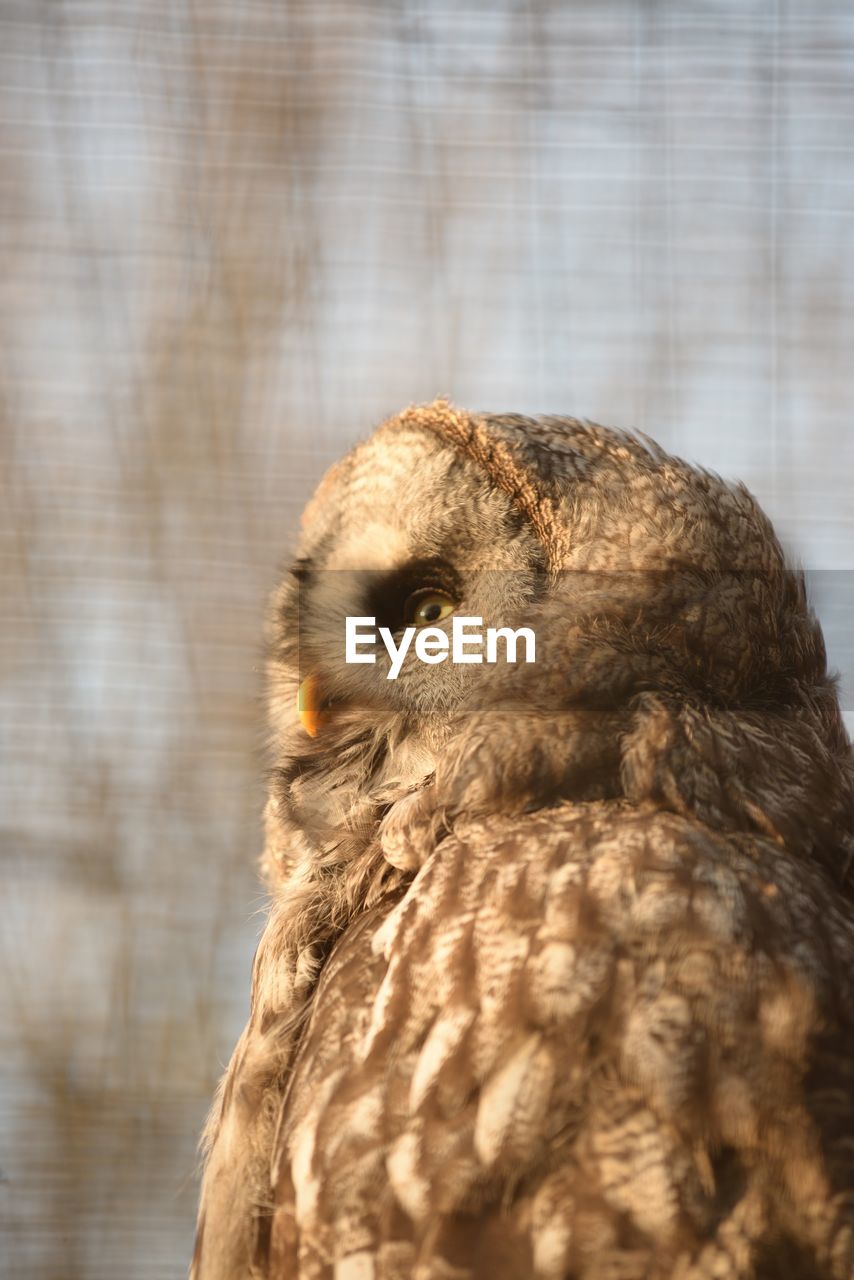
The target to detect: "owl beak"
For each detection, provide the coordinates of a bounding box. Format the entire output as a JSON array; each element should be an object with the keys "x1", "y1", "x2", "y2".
[{"x1": 296, "y1": 674, "x2": 327, "y2": 737}]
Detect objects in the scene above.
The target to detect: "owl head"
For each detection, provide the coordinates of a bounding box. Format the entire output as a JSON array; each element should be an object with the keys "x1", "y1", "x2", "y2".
[{"x1": 264, "y1": 402, "x2": 853, "y2": 918}]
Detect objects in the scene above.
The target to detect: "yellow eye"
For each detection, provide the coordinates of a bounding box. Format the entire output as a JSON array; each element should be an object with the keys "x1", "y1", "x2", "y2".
[{"x1": 403, "y1": 589, "x2": 456, "y2": 627}]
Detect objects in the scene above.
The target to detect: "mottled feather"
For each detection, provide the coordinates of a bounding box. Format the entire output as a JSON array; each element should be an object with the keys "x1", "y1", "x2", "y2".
[{"x1": 193, "y1": 402, "x2": 854, "y2": 1280}]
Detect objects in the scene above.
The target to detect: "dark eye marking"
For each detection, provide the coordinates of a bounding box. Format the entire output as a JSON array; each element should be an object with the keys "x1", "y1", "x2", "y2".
[
  {"x1": 290, "y1": 557, "x2": 313, "y2": 585},
  {"x1": 365, "y1": 558, "x2": 460, "y2": 632}
]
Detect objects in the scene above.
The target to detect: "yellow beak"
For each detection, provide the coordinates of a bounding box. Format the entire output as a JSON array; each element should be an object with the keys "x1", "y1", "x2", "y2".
[{"x1": 296, "y1": 674, "x2": 325, "y2": 737}]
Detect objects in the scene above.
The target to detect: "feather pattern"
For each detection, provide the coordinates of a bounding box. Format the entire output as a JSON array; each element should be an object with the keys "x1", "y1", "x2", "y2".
[{"x1": 192, "y1": 403, "x2": 854, "y2": 1279}]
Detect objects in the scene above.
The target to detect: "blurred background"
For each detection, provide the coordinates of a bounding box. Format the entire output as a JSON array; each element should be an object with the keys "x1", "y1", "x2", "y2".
[{"x1": 1, "y1": 2, "x2": 852, "y2": 1276}]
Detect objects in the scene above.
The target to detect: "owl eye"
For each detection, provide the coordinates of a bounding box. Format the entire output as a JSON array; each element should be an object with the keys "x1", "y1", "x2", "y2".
[{"x1": 402, "y1": 588, "x2": 456, "y2": 627}]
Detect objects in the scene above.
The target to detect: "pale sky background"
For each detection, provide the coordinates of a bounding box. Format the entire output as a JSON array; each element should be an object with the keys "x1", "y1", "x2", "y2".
[{"x1": 1, "y1": 3, "x2": 852, "y2": 1276}]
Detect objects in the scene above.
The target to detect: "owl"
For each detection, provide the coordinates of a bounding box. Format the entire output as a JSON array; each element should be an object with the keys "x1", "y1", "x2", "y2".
[{"x1": 192, "y1": 401, "x2": 854, "y2": 1280}]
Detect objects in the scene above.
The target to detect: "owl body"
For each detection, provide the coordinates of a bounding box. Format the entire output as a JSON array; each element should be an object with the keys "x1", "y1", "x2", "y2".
[{"x1": 193, "y1": 404, "x2": 854, "y2": 1280}]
